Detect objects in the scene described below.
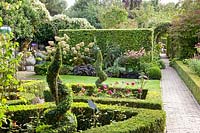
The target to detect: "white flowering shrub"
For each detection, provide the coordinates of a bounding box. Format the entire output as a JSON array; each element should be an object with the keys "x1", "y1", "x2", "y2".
[{"x1": 46, "y1": 34, "x2": 95, "y2": 66}]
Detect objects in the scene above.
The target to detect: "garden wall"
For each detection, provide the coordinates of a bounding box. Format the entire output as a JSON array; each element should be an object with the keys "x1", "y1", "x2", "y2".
[
  {"x1": 173, "y1": 61, "x2": 200, "y2": 104},
  {"x1": 59, "y1": 29, "x2": 154, "y2": 53}
]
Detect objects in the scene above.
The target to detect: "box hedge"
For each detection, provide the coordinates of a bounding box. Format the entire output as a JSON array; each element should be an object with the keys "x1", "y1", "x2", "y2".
[
  {"x1": 59, "y1": 29, "x2": 154, "y2": 53},
  {"x1": 173, "y1": 61, "x2": 200, "y2": 104},
  {"x1": 6, "y1": 80, "x2": 46, "y2": 105},
  {"x1": 44, "y1": 83, "x2": 162, "y2": 110},
  {"x1": 1, "y1": 102, "x2": 165, "y2": 133}
]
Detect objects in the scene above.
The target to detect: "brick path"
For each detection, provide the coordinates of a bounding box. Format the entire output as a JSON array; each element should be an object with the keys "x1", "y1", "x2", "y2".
[{"x1": 161, "y1": 55, "x2": 200, "y2": 133}]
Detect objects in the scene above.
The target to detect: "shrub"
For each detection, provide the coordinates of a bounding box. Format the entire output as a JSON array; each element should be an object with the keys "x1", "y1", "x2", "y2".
[
  {"x1": 21, "y1": 80, "x2": 45, "y2": 97},
  {"x1": 34, "y1": 14, "x2": 94, "y2": 45},
  {"x1": 34, "y1": 62, "x2": 72, "y2": 75},
  {"x1": 188, "y1": 59, "x2": 200, "y2": 77},
  {"x1": 158, "y1": 60, "x2": 166, "y2": 69},
  {"x1": 146, "y1": 66, "x2": 161, "y2": 80},
  {"x1": 34, "y1": 62, "x2": 50, "y2": 75},
  {"x1": 73, "y1": 64, "x2": 96, "y2": 76}
]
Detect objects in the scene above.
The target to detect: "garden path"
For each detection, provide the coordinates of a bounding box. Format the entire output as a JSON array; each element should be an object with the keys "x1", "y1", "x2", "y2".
[
  {"x1": 161, "y1": 54, "x2": 200, "y2": 133},
  {"x1": 17, "y1": 71, "x2": 36, "y2": 80}
]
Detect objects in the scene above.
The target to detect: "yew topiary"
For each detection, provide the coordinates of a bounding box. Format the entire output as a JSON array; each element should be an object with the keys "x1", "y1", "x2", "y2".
[
  {"x1": 38, "y1": 36, "x2": 77, "y2": 132},
  {"x1": 95, "y1": 49, "x2": 108, "y2": 88}
]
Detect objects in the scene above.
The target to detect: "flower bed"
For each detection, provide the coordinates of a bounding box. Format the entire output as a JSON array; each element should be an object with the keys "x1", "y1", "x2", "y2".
[{"x1": 44, "y1": 82, "x2": 162, "y2": 110}]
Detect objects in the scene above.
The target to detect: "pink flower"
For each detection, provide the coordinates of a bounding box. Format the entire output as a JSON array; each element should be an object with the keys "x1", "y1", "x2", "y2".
[
  {"x1": 98, "y1": 88, "x2": 102, "y2": 93},
  {"x1": 126, "y1": 82, "x2": 129, "y2": 85},
  {"x1": 131, "y1": 82, "x2": 135, "y2": 86},
  {"x1": 107, "y1": 90, "x2": 113, "y2": 95},
  {"x1": 126, "y1": 89, "x2": 131, "y2": 94},
  {"x1": 103, "y1": 84, "x2": 108, "y2": 90},
  {"x1": 138, "y1": 88, "x2": 142, "y2": 93},
  {"x1": 81, "y1": 87, "x2": 86, "y2": 93}
]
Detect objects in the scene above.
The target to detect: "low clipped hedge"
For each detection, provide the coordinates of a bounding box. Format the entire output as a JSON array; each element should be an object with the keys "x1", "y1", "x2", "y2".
[
  {"x1": 59, "y1": 29, "x2": 154, "y2": 53},
  {"x1": 21, "y1": 80, "x2": 45, "y2": 94},
  {"x1": 1, "y1": 102, "x2": 165, "y2": 133},
  {"x1": 6, "y1": 80, "x2": 46, "y2": 105},
  {"x1": 173, "y1": 61, "x2": 200, "y2": 104}
]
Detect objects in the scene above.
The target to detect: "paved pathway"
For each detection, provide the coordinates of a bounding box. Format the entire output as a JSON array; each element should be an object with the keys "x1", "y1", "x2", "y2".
[
  {"x1": 161, "y1": 54, "x2": 200, "y2": 133},
  {"x1": 17, "y1": 71, "x2": 36, "y2": 80}
]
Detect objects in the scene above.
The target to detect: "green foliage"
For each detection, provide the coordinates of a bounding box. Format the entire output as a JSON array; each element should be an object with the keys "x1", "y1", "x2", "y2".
[
  {"x1": 71, "y1": 83, "x2": 96, "y2": 96},
  {"x1": 34, "y1": 62, "x2": 72, "y2": 75},
  {"x1": 21, "y1": 80, "x2": 45, "y2": 98},
  {"x1": 40, "y1": 0, "x2": 68, "y2": 16},
  {"x1": 98, "y1": 6, "x2": 128, "y2": 28},
  {"x1": 146, "y1": 66, "x2": 161, "y2": 80},
  {"x1": 59, "y1": 29, "x2": 154, "y2": 54},
  {"x1": 0, "y1": 102, "x2": 165, "y2": 132},
  {"x1": 188, "y1": 59, "x2": 200, "y2": 77},
  {"x1": 0, "y1": 0, "x2": 50, "y2": 43},
  {"x1": 157, "y1": 60, "x2": 166, "y2": 69},
  {"x1": 65, "y1": 0, "x2": 102, "y2": 28},
  {"x1": 173, "y1": 61, "x2": 200, "y2": 104},
  {"x1": 105, "y1": 59, "x2": 126, "y2": 77},
  {"x1": 34, "y1": 15, "x2": 94, "y2": 46},
  {"x1": 0, "y1": 33, "x2": 22, "y2": 100},
  {"x1": 95, "y1": 49, "x2": 108, "y2": 87},
  {"x1": 168, "y1": 1, "x2": 200, "y2": 59},
  {"x1": 130, "y1": 2, "x2": 178, "y2": 28},
  {"x1": 74, "y1": 103, "x2": 165, "y2": 133},
  {"x1": 34, "y1": 62, "x2": 50, "y2": 75}
]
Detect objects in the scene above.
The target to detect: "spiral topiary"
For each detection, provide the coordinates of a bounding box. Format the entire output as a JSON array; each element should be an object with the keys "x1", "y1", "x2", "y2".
[
  {"x1": 95, "y1": 49, "x2": 108, "y2": 88},
  {"x1": 37, "y1": 37, "x2": 77, "y2": 133}
]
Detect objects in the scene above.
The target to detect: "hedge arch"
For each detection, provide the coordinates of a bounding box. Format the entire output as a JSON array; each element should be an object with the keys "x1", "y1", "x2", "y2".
[{"x1": 154, "y1": 22, "x2": 171, "y2": 44}]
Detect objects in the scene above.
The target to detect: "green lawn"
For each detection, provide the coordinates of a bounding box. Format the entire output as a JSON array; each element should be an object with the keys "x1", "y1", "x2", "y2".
[{"x1": 29, "y1": 74, "x2": 160, "y2": 90}]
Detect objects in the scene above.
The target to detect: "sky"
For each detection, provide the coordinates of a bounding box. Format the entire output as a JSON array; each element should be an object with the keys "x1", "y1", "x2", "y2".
[{"x1": 67, "y1": 0, "x2": 180, "y2": 8}]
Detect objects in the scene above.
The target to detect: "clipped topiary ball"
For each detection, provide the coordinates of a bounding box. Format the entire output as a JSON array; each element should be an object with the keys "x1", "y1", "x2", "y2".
[{"x1": 147, "y1": 66, "x2": 161, "y2": 80}]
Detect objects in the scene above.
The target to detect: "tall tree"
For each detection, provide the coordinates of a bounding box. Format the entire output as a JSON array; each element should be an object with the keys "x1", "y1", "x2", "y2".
[{"x1": 40, "y1": 0, "x2": 68, "y2": 16}]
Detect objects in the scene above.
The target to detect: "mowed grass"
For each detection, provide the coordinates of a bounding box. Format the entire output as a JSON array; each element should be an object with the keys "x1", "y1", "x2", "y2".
[{"x1": 29, "y1": 74, "x2": 160, "y2": 90}]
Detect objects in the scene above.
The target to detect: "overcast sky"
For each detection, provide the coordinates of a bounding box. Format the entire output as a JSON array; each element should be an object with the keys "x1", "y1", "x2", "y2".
[{"x1": 67, "y1": 0, "x2": 180, "y2": 8}]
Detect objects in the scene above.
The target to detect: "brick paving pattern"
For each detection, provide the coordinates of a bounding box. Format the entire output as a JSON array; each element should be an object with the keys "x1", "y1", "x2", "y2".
[{"x1": 161, "y1": 55, "x2": 200, "y2": 133}]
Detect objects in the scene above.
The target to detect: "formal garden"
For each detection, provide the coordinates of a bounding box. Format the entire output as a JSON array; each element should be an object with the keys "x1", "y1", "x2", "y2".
[{"x1": 0, "y1": 0, "x2": 200, "y2": 132}]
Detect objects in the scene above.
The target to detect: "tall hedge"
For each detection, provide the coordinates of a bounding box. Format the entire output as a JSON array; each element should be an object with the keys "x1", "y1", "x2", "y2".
[{"x1": 59, "y1": 29, "x2": 154, "y2": 53}]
